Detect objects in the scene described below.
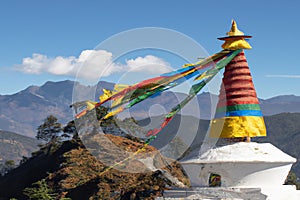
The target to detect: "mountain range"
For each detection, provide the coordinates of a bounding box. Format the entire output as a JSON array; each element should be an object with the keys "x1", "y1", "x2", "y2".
[
  {"x1": 1, "y1": 80, "x2": 300, "y2": 138},
  {"x1": 0, "y1": 130, "x2": 39, "y2": 165}
]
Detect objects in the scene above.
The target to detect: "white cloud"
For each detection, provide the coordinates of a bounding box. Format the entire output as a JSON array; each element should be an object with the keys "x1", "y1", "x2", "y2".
[
  {"x1": 126, "y1": 55, "x2": 170, "y2": 74},
  {"x1": 14, "y1": 50, "x2": 171, "y2": 80},
  {"x1": 266, "y1": 75, "x2": 300, "y2": 78}
]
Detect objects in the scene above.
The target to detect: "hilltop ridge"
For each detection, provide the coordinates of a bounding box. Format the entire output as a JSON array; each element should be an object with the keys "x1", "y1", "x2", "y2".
[{"x1": 0, "y1": 134, "x2": 189, "y2": 199}]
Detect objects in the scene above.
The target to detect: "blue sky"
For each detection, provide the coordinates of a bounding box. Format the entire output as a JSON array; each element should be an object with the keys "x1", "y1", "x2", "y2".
[{"x1": 0, "y1": 0, "x2": 299, "y2": 99}]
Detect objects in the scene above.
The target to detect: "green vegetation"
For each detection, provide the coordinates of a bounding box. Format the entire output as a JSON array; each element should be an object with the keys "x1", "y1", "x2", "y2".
[
  {"x1": 36, "y1": 115, "x2": 63, "y2": 143},
  {"x1": 0, "y1": 160, "x2": 15, "y2": 176},
  {"x1": 285, "y1": 171, "x2": 300, "y2": 190},
  {"x1": 23, "y1": 178, "x2": 72, "y2": 200},
  {"x1": 23, "y1": 179, "x2": 58, "y2": 200}
]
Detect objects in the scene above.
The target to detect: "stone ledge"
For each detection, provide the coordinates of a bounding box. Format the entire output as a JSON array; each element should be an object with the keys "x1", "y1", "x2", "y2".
[{"x1": 156, "y1": 187, "x2": 267, "y2": 200}]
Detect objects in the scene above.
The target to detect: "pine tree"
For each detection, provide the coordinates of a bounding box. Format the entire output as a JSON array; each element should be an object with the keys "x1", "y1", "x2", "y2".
[
  {"x1": 0, "y1": 160, "x2": 15, "y2": 175},
  {"x1": 36, "y1": 115, "x2": 62, "y2": 143},
  {"x1": 23, "y1": 179, "x2": 57, "y2": 200}
]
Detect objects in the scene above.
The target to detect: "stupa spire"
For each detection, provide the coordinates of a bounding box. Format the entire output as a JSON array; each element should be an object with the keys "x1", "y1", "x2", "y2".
[
  {"x1": 210, "y1": 20, "x2": 266, "y2": 140},
  {"x1": 226, "y1": 20, "x2": 245, "y2": 36},
  {"x1": 218, "y1": 20, "x2": 252, "y2": 50}
]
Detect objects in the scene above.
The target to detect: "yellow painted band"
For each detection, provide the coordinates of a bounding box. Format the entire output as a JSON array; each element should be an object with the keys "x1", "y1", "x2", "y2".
[{"x1": 209, "y1": 116, "x2": 266, "y2": 138}]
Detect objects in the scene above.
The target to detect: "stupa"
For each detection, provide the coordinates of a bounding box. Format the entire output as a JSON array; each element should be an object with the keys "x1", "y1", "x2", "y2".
[{"x1": 171, "y1": 21, "x2": 300, "y2": 200}]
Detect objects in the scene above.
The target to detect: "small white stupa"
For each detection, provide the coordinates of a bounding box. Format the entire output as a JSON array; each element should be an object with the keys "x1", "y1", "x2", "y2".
[{"x1": 177, "y1": 21, "x2": 300, "y2": 200}]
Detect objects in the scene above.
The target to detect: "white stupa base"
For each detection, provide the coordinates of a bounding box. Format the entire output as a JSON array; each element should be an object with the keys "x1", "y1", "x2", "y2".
[{"x1": 179, "y1": 142, "x2": 299, "y2": 199}]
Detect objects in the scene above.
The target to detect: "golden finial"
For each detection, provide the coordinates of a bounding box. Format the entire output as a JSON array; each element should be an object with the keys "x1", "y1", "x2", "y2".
[
  {"x1": 226, "y1": 20, "x2": 245, "y2": 37},
  {"x1": 218, "y1": 20, "x2": 252, "y2": 50}
]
